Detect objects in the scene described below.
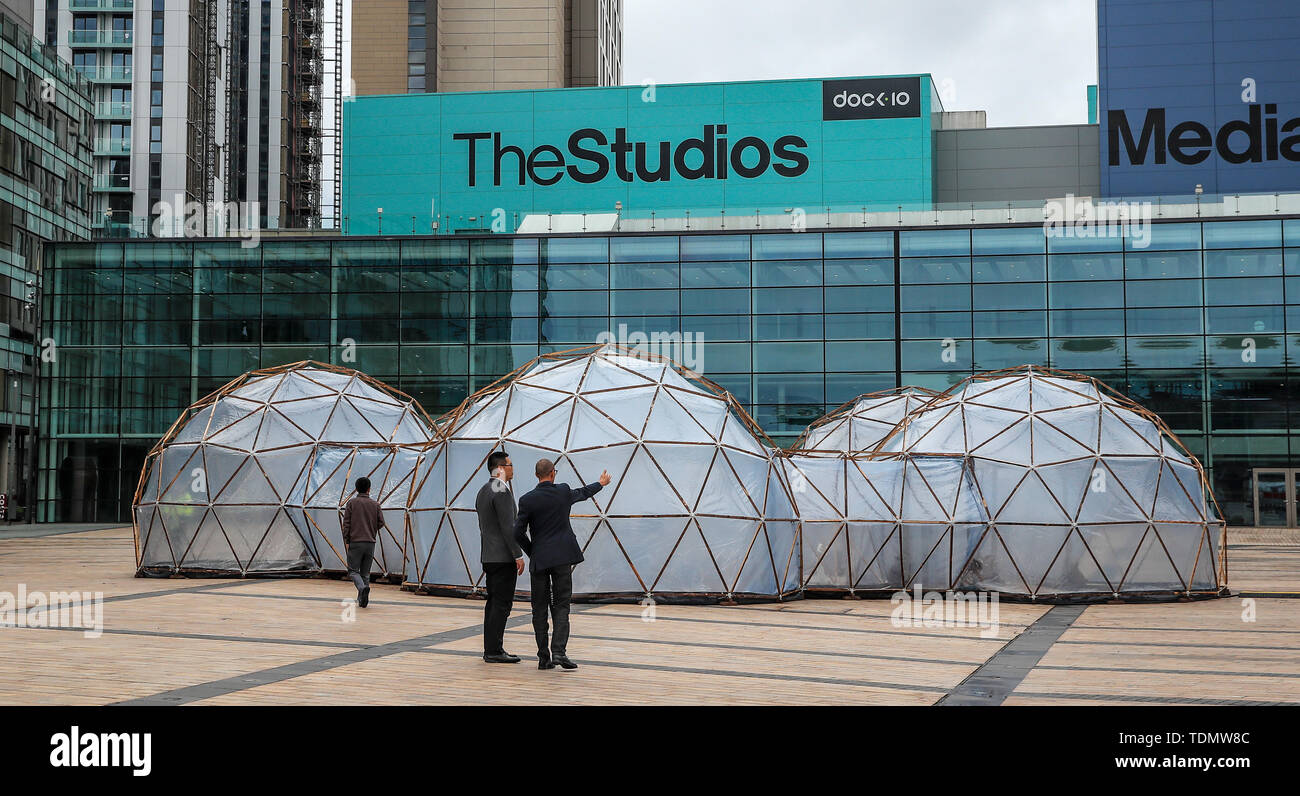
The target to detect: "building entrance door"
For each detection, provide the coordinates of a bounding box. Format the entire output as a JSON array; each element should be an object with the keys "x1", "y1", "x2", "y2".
[{"x1": 1253, "y1": 469, "x2": 1294, "y2": 527}]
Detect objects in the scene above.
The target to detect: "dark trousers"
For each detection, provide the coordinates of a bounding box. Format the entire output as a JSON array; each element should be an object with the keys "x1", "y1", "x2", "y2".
[
  {"x1": 482, "y1": 562, "x2": 518, "y2": 655},
  {"x1": 346, "y1": 542, "x2": 375, "y2": 594},
  {"x1": 530, "y1": 564, "x2": 574, "y2": 658}
]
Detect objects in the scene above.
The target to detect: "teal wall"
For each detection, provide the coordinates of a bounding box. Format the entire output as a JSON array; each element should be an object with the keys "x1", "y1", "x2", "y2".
[{"x1": 343, "y1": 75, "x2": 938, "y2": 235}]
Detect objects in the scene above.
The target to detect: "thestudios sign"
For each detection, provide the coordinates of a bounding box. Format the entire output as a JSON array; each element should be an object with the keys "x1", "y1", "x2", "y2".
[
  {"x1": 453, "y1": 126, "x2": 811, "y2": 188},
  {"x1": 1108, "y1": 103, "x2": 1300, "y2": 166},
  {"x1": 823, "y1": 76, "x2": 922, "y2": 121}
]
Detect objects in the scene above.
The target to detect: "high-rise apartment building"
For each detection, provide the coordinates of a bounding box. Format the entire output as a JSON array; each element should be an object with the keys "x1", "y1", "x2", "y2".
[
  {"x1": 353, "y1": 0, "x2": 622, "y2": 96},
  {"x1": 34, "y1": 0, "x2": 338, "y2": 234},
  {"x1": 0, "y1": 2, "x2": 92, "y2": 520}
]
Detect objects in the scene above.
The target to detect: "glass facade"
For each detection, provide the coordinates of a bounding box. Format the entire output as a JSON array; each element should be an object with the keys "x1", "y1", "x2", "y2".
[
  {"x1": 1, "y1": 10, "x2": 93, "y2": 521},
  {"x1": 40, "y1": 216, "x2": 1300, "y2": 525}
]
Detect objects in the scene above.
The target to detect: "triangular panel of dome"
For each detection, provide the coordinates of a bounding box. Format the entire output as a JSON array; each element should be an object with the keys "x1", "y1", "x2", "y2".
[
  {"x1": 568, "y1": 398, "x2": 641, "y2": 449},
  {"x1": 901, "y1": 523, "x2": 953, "y2": 590},
  {"x1": 993, "y1": 470, "x2": 1073, "y2": 525},
  {"x1": 663, "y1": 386, "x2": 730, "y2": 437},
  {"x1": 1033, "y1": 459, "x2": 1100, "y2": 522},
  {"x1": 698, "y1": 516, "x2": 765, "y2": 591},
  {"x1": 576, "y1": 522, "x2": 644, "y2": 594},
  {"x1": 802, "y1": 521, "x2": 848, "y2": 587},
  {"x1": 1028, "y1": 378, "x2": 1095, "y2": 412},
  {"x1": 579, "y1": 356, "x2": 658, "y2": 393},
  {"x1": 606, "y1": 446, "x2": 686, "y2": 515},
  {"x1": 1029, "y1": 417, "x2": 1098, "y2": 465},
  {"x1": 1076, "y1": 523, "x2": 1150, "y2": 589},
  {"x1": 614, "y1": 515, "x2": 693, "y2": 592},
  {"x1": 848, "y1": 522, "x2": 902, "y2": 589},
  {"x1": 718, "y1": 415, "x2": 766, "y2": 456},
  {"x1": 731, "y1": 526, "x2": 781, "y2": 596},
  {"x1": 211, "y1": 504, "x2": 276, "y2": 568},
  {"x1": 201, "y1": 447, "x2": 249, "y2": 502},
  {"x1": 652, "y1": 522, "x2": 727, "y2": 593},
  {"x1": 644, "y1": 390, "x2": 715, "y2": 444},
  {"x1": 229, "y1": 373, "x2": 284, "y2": 403},
  {"x1": 516, "y1": 357, "x2": 589, "y2": 390},
  {"x1": 644, "y1": 442, "x2": 715, "y2": 512},
  {"x1": 696, "y1": 452, "x2": 762, "y2": 518},
  {"x1": 319, "y1": 398, "x2": 388, "y2": 443},
  {"x1": 580, "y1": 388, "x2": 654, "y2": 439},
  {"x1": 1119, "y1": 527, "x2": 1184, "y2": 591},
  {"x1": 997, "y1": 523, "x2": 1074, "y2": 594},
  {"x1": 1034, "y1": 529, "x2": 1113, "y2": 595},
  {"x1": 957, "y1": 527, "x2": 1027, "y2": 594},
  {"x1": 247, "y1": 507, "x2": 317, "y2": 572},
  {"x1": 138, "y1": 506, "x2": 174, "y2": 568},
  {"x1": 176, "y1": 508, "x2": 237, "y2": 570},
  {"x1": 269, "y1": 372, "x2": 339, "y2": 402},
  {"x1": 1153, "y1": 522, "x2": 1206, "y2": 590},
  {"x1": 173, "y1": 405, "x2": 216, "y2": 443},
  {"x1": 158, "y1": 447, "x2": 206, "y2": 505}
]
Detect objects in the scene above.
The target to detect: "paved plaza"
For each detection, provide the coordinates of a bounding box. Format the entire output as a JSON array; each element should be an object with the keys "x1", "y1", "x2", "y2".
[{"x1": 1, "y1": 526, "x2": 1297, "y2": 706}]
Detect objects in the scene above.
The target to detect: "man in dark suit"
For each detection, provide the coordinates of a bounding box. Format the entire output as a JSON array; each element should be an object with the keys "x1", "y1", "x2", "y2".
[
  {"x1": 476, "y1": 451, "x2": 525, "y2": 664},
  {"x1": 514, "y1": 458, "x2": 612, "y2": 671}
]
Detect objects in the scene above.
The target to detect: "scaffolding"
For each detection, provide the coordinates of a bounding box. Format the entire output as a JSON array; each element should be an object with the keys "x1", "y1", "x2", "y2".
[
  {"x1": 285, "y1": 0, "x2": 325, "y2": 228},
  {"x1": 203, "y1": 0, "x2": 220, "y2": 230}
]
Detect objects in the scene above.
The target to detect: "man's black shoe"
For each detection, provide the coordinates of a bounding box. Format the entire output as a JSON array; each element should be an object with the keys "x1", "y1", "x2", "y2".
[
  {"x1": 553, "y1": 655, "x2": 578, "y2": 670},
  {"x1": 537, "y1": 656, "x2": 556, "y2": 670},
  {"x1": 483, "y1": 653, "x2": 520, "y2": 664},
  {"x1": 358, "y1": 586, "x2": 370, "y2": 608}
]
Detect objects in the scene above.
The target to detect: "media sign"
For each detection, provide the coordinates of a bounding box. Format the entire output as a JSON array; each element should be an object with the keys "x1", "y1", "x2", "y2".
[{"x1": 1097, "y1": 0, "x2": 1300, "y2": 197}]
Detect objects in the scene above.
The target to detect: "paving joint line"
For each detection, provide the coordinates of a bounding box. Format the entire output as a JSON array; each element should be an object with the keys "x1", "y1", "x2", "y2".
[{"x1": 936, "y1": 604, "x2": 1086, "y2": 706}]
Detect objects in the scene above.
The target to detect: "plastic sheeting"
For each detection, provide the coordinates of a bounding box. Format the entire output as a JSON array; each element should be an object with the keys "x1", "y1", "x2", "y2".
[
  {"x1": 789, "y1": 367, "x2": 1225, "y2": 597},
  {"x1": 133, "y1": 363, "x2": 435, "y2": 576},
  {"x1": 793, "y1": 387, "x2": 938, "y2": 453},
  {"x1": 405, "y1": 345, "x2": 801, "y2": 600}
]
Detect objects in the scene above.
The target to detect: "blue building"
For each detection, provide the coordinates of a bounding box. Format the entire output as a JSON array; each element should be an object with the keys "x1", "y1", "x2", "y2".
[{"x1": 1099, "y1": 0, "x2": 1300, "y2": 197}]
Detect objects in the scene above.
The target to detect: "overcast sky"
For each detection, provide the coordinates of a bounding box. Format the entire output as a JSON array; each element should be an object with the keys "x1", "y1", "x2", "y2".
[{"x1": 623, "y1": 0, "x2": 1098, "y2": 127}]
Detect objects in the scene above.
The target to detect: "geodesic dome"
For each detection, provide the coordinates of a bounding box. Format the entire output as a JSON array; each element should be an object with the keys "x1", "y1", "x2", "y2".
[
  {"x1": 869, "y1": 366, "x2": 1226, "y2": 598},
  {"x1": 782, "y1": 386, "x2": 984, "y2": 594},
  {"x1": 791, "y1": 387, "x2": 937, "y2": 453},
  {"x1": 405, "y1": 345, "x2": 800, "y2": 602},
  {"x1": 133, "y1": 362, "x2": 436, "y2": 577}
]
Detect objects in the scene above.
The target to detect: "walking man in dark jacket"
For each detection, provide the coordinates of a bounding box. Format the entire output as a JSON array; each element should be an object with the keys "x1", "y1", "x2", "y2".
[
  {"x1": 476, "y1": 451, "x2": 525, "y2": 663},
  {"x1": 514, "y1": 458, "x2": 612, "y2": 670},
  {"x1": 342, "y1": 476, "x2": 385, "y2": 608}
]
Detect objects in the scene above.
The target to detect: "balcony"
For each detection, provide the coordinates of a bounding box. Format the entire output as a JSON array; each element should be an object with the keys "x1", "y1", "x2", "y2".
[
  {"x1": 94, "y1": 101, "x2": 131, "y2": 119},
  {"x1": 69, "y1": 30, "x2": 134, "y2": 48},
  {"x1": 94, "y1": 138, "x2": 130, "y2": 156},
  {"x1": 69, "y1": 0, "x2": 134, "y2": 10},
  {"x1": 93, "y1": 174, "x2": 131, "y2": 192},
  {"x1": 75, "y1": 65, "x2": 133, "y2": 83}
]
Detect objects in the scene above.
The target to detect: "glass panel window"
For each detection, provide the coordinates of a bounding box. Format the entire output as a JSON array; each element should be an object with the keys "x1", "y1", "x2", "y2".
[
  {"x1": 900, "y1": 229, "x2": 970, "y2": 257},
  {"x1": 824, "y1": 231, "x2": 893, "y2": 259},
  {"x1": 754, "y1": 342, "x2": 823, "y2": 372},
  {"x1": 1202, "y1": 220, "x2": 1281, "y2": 249}
]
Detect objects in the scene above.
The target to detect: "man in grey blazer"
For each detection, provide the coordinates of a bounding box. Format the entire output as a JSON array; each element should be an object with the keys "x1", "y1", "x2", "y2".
[{"x1": 476, "y1": 450, "x2": 526, "y2": 663}]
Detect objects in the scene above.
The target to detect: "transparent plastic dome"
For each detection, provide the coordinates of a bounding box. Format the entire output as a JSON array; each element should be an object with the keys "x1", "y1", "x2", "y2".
[
  {"x1": 792, "y1": 387, "x2": 937, "y2": 454},
  {"x1": 133, "y1": 363, "x2": 435, "y2": 577},
  {"x1": 869, "y1": 366, "x2": 1226, "y2": 597},
  {"x1": 406, "y1": 345, "x2": 799, "y2": 601}
]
